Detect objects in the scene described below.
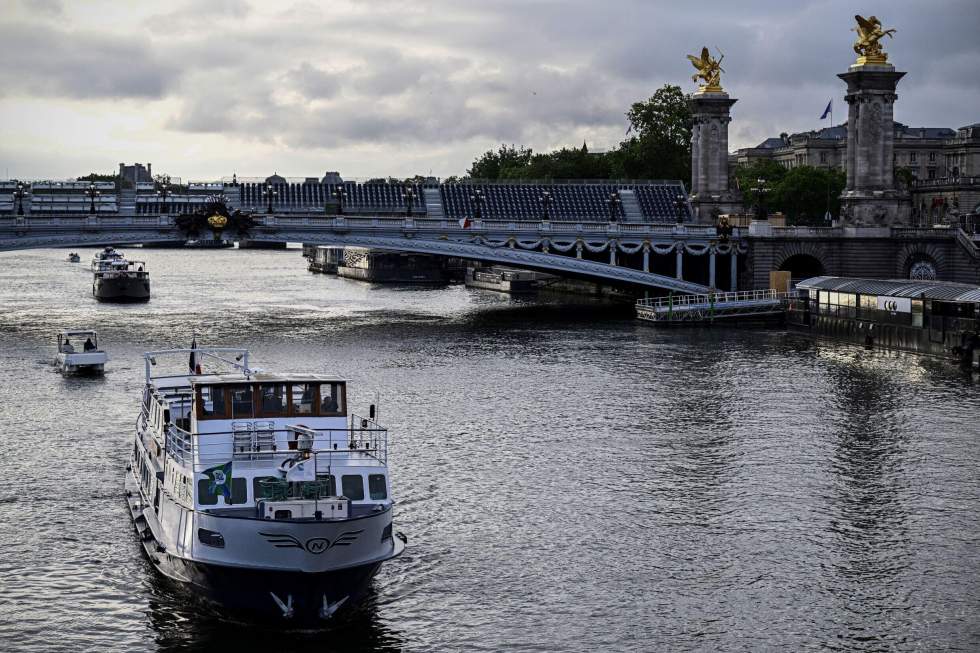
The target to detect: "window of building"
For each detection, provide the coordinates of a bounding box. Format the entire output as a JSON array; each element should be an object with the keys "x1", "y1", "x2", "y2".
[
  {"x1": 820, "y1": 152, "x2": 828, "y2": 164},
  {"x1": 860, "y1": 295, "x2": 877, "y2": 310},
  {"x1": 259, "y1": 384, "x2": 288, "y2": 416},
  {"x1": 929, "y1": 152, "x2": 936, "y2": 162},
  {"x1": 230, "y1": 385, "x2": 253, "y2": 418},
  {"x1": 368, "y1": 474, "x2": 388, "y2": 500},
  {"x1": 198, "y1": 478, "x2": 247, "y2": 505},
  {"x1": 341, "y1": 474, "x2": 364, "y2": 501},
  {"x1": 290, "y1": 383, "x2": 314, "y2": 416},
  {"x1": 928, "y1": 168, "x2": 936, "y2": 179},
  {"x1": 910, "y1": 152, "x2": 917, "y2": 163},
  {"x1": 198, "y1": 385, "x2": 227, "y2": 419}
]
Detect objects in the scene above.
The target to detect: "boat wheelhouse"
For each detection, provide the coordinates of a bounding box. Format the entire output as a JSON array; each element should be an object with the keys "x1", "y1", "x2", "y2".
[
  {"x1": 126, "y1": 347, "x2": 404, "y2": 621},
  {"x1": 55, "y1": 329, "x2": 108, "y2": 374}
]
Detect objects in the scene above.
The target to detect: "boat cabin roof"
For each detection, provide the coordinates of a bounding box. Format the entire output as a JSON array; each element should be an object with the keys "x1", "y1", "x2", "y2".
[
  {"x1": 798, "y1": 276, "x2": 980, "y2": 303},
  {"x1": 188, "y1": 372, "x2": 348, "y2": 386},
  {"x1": 60, "y1": 329, "x2": 97, "y2": 338}
]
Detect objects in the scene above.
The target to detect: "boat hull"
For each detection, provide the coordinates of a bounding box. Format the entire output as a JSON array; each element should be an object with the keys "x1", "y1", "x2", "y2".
[{"x1": 94, "y1": 276, "x2": 150, "y2": 302}]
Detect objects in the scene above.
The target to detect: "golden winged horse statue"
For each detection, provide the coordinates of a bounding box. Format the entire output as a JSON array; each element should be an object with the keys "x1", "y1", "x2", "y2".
[
  {"x1": 687, "y1": 47, "x2": 724, "y2": 91},
  {"x1": 852, "y1": 15, "x2": 896, "y2": 63}
]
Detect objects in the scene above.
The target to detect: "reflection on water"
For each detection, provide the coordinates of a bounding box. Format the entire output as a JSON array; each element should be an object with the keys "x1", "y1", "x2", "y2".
[{"x1": 0, "y1": 248, "x2": 978, "y2": 652}]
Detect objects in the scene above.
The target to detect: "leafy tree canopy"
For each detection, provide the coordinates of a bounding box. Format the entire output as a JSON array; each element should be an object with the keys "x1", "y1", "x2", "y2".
[{"x1": 735, "y1": 162, "x2": 845, "y2": 225}]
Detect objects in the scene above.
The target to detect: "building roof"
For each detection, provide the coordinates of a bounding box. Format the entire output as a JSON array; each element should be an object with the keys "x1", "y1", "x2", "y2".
[
  {"x1": 797, "y1": 276, "x2": 980, "y2": 302},
  {"x1": 755, "y1": 137, "x2": 787, "y2": 149}
]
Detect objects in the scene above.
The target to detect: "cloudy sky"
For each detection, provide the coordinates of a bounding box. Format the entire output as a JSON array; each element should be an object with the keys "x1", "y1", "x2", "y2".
[{"x1": 1, "y1": 0, "x2": 978, "y2": 182}]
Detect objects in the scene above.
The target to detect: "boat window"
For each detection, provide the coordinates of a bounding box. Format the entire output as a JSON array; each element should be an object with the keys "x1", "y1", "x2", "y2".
[
  {"x1": 198, "y1": 385, "x2": 228, "y2": 420},
  {"x1": 253, "y1": 476, "x2": 285, "y2": 501},
  {"x1": 290, "y1": 383, "x2": 315, "y2": 416},
  {"x1": 230, "y1": 385, "x2": 253, "y2": 419},
  {"x1": 368, "y1": 474, "x2": 387, "y2": 500},
  {"x1": 341, "y1": 474, "x2": 364, "y2": 501},
  {"x1": 319, "y1": 383, "x2": 345, "y2": 416},
  {"x1": 316, "y1": 474, "x2": 337, "y2": 497},
  {"x1": 860, "y1": 294, "x2": 877, "y2": 310},
  {"x1": 259, "y1": 384, "x2": 288, "y2": 416},
  {"x1": 197, "y1": 478, "x2": 247, "y2": 505}
]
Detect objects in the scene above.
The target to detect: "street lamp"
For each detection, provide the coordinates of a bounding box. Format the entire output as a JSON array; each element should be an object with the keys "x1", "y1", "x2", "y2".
[
  {"x1": 86, "y1": 183, "x2": 101, "y2": 215},
  {"x1": 156, "y1": 179, "x2": 170, "y2": 214},
  {"x1": 333, "y1": 185, "x2": 347, "y2": 215},
  {"x1": 673, "y1": 195, "x2": 687, "y2": 225},
  {"x1": 470, "y1": 188, "x2": 484, "y2": 221},
  {"x1": 264, "y1": 184, "x2": 277, "y2": 214},
  {"x1": 13, "y1": 182, "x2": 26, "y2": 216},
  {"x1": 607, "y1": 191, "x2": 622, "y2": 222},
  {"x1": 539, "y1": 190, "x2": 552, "y2": 221},
  {"x1": 750, "y1": 178, "x2": 771, "y2": 221},
  {"x1": 403, "y1": 185, "x2": 416, "y2": 217}
]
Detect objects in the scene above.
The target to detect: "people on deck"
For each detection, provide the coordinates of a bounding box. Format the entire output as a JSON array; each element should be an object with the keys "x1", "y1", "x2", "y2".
[
  {"x1": 84, "y1": 337, "x2": 96, "y2": 351},
  {"x1": 62, "y1": 339, "x2": 74, "y2": 353}
]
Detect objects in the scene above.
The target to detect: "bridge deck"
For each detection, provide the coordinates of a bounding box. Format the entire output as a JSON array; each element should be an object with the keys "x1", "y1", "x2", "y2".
[{"x1": 636, "y1": 289, "x2": 798, "y2": 323}]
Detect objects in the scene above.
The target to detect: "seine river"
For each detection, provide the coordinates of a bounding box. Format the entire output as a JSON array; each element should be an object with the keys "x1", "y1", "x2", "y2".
[{"x1": 0, "y1": 247, "x2": 978, "y2": 652}]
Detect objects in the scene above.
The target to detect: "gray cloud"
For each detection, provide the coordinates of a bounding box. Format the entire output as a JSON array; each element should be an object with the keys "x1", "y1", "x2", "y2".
[
  {"x1": 0, "y1": 22, "x2": 179, "y2": 99},
  {"x1": 3, "y1": 0, "x2": 979, "y2": 178}
]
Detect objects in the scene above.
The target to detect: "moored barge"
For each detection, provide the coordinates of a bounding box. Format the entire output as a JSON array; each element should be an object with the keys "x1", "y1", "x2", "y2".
[{"x1": 789, "y1": 276, "x2": 980, "y2": 367}]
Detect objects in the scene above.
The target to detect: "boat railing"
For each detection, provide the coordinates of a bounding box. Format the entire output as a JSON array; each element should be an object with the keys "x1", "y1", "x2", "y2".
[{"x1": 164, "y1": 422, "x2": 388, "y2": 473}]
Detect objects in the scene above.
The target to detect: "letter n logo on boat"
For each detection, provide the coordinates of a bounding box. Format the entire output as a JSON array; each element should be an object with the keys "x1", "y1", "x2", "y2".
[{"x1": 305, "y1": 538, "x2": 330, "y2": 554}]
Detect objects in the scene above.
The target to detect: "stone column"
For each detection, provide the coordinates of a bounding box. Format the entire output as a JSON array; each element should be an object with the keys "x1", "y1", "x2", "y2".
[
  {"x1": 688, "y1": 91, "x2": 739, "y2": 223},
  {"x1": 609, "y1": 243, "x2": 616, "y2": 266},
  {"x1": 642, "y1": 244, "x2": 650, "y2": 273},
  {"x1": 675, "y1": 246, "x2": 684, "y2": 280},
  {"x1": 575, "y1": 242, "x2": 583, "y2": 259},
  {"x1": 838, "y1": 61, "x2": 911, "y2": 226},
  {"x1": 709, "y1": 250, "x2": 716, "y2": 288}
]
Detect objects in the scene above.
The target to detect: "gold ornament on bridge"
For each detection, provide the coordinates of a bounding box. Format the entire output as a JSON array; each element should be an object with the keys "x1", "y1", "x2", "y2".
[
  {"x1": 852, "y1": 15, "x2": 896, "y2": 65},
  {"x1": 207, "y1": 214, "x2": 228, "y2": 230},
  {"x1": 687, "y1": 47, "x2": 725, "y2": 92}
]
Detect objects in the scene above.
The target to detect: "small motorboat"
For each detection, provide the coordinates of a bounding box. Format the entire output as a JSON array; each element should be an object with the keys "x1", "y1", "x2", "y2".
[
  {"x1": 67, "y1": 252, "x2": 81, "y2": 263},
  {"x1": 56, "y1": 329, "x2": 108, "y2": 375}
]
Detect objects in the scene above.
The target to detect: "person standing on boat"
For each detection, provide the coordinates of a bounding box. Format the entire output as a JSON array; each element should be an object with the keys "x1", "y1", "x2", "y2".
[
  {"x1": 62, "y1": 339, "x2": 75, "y2": 353},
  {"x1": 84, "y1": 337, "x2": 96, "y2": 351}
]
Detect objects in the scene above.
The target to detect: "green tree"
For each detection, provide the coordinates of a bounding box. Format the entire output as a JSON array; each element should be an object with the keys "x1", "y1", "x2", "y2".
[
  {"x1": 612, "y1": 84, "x2": 692, "y2": 183},
  {"x1": 772, "y1": 166, "x2": 846, "y2": 225},
  {"x1": 734, "y1": 159, "x2": 787, "y2": 210},
  {"x1": 467, "y1": 144, "x2": 533, "y2": 179}
]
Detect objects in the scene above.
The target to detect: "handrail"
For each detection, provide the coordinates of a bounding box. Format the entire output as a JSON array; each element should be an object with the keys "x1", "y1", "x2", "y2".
[{"x1": 636, "y1": 289, "x2": 798, "y2": 311}]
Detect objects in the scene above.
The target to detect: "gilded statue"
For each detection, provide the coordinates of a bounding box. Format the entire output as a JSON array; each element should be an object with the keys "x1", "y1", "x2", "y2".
[
  {"x1": 687, "y1": 47, "x2": 724, "y2": 91},
  {"x1": 852, "y1": 15, "x2": 896, "y2": 64}
]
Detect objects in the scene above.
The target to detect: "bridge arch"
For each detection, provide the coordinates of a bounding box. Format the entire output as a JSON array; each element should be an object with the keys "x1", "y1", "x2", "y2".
[
  {"x1": 774, "y1": 242, "x2": 829, "y2": 281},
  {"x1": 897, "y1": 243, "x2": 946, "y2": 280}
]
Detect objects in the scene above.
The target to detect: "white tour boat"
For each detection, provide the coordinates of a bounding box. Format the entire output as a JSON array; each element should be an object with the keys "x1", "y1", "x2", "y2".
[
  {"x1": 56, "y1": 329, "x2": 108, "y2": 375},
  {"x1": 126, "y1": 345, "x2": 405, "y2": 622}
]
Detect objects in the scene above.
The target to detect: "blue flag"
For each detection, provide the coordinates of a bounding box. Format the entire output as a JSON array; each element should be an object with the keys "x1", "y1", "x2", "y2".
[
  {"x1": 820, "y1": 100, "x2": 832, "y2": 120},
  {"x1": 203, "y1": 461, "x2": 233, "y2": 501}
]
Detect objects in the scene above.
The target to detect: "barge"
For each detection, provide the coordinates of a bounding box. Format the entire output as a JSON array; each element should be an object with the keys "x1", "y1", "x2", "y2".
[{"x1": 789, "y1": 276, "x2": 980, "y2": 367}]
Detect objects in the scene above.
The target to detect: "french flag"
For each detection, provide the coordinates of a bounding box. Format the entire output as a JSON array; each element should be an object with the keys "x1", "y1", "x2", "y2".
[
  {"x1": 458, "y1": 216, "x2": 472, "y2": 229},
  {"x1": 820, "y1": 99, "x2": 832, "y2": 120}
]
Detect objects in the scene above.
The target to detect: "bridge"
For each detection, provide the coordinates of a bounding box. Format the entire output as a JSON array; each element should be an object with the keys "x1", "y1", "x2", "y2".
[{"x1": 0, "y1": 213, "x2": 751, "y2": 294}]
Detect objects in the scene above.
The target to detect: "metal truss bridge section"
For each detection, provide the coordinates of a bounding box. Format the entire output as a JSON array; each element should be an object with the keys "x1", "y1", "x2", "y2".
[{"x1": 0, "y1": 214, "x2": 749, "y2": 293}]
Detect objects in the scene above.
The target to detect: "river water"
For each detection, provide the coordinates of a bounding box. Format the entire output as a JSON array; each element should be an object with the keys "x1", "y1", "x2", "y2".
[{"x1": 0, "y1": 247, "x2": 978, "y2": 652}]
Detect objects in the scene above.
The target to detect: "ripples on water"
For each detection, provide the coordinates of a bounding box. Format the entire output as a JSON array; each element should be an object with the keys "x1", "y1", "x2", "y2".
[{"x1": 0, "y1": 248, "x2": 978, "y2": 652}]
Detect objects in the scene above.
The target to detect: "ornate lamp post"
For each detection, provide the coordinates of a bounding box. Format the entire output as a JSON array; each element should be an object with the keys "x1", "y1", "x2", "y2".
[
  {"x1": 749, "y1": 178, "x2": 771, "y2": 221},
  {"x1": 156, "y1": 179, "x2": 170, "y2": 214},
  {"x1": 333, "y1": 185, "x2": 347, "y2": 215},
  {"x1": 607, "y1": 191, "x2": 622, "y2": 222},
  {"x1": 470, "y1": 188, "x2": 484, "y2": 221},
  {"x1": 539, "y1": 190, "x2": 552, "y2": 221},
  {"x1": 403, "y1": 185, "x2": 416, "y2": 217},
  {"x1": 264, "y1": 184, "x2": 277, "y2": 214},
  {"x1": 13, "y1": 182, "x2": 27, "y2": 216},
  {"x1": 86, "y1": 183, "x2": 101, "y2": 215},
  {"x1": 673, "y1": 195, "x2": 687, "y2": 224}
]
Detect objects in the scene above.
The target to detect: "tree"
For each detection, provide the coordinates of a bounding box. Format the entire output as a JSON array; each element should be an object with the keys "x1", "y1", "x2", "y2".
[
  {"x1": 612, "y1": 84, "x2": 692, "y2": 183},
  {"x1": 77, "y1": 172, "x2": 118, "y2": 182},
  {"x1": 733, "y1": 159, "x2": 787, "y2": 210},
  {"x1": 772, "y1": 166, "x2": 845, "y2": 225},
  {"x1": 467, "y1": 144, "x2": 533, "y2": 179}
]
